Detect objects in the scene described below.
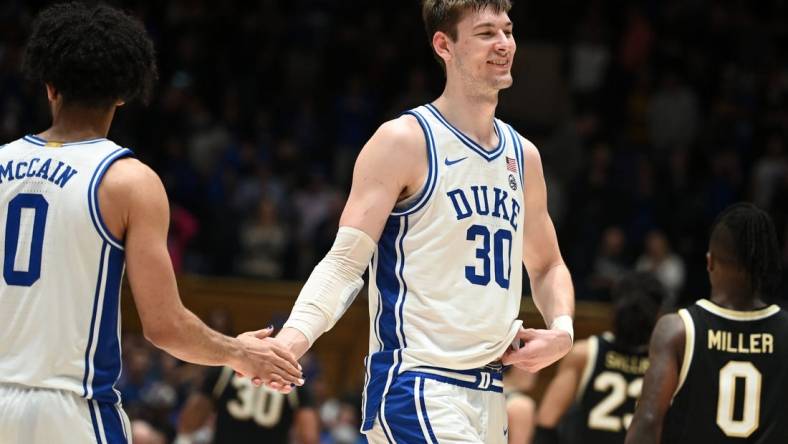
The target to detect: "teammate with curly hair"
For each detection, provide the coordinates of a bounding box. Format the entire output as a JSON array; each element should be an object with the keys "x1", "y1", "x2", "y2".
[
  {"x1": 0, "y1": 3, "x2": 301, "y2": 443},
  {"x1": 20, "y1": 2, "x2": 158, "y2": 108}
]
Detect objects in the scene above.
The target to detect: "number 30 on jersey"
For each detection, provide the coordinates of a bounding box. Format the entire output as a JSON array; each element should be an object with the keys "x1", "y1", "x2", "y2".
[{"x1": 465, "y1": 224, "x2": 512, "y2": 289}]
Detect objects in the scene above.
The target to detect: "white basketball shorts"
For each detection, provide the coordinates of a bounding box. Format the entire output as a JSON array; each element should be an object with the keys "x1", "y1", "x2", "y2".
[
  {"x1": 0, "y1": 384, "x2": 131, "y2": 443},
  {"x1": 365, "y1": 366, "x2": 507, "y2": 443}
]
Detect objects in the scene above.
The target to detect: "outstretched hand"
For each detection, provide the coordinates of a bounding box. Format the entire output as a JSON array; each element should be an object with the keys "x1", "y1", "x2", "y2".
[
  {"x1": 502, "y1": 327, "x2": 572, "y2": 372},
  {"x1": 234, "y1": 327, "x2": 304, "y2": 393}
]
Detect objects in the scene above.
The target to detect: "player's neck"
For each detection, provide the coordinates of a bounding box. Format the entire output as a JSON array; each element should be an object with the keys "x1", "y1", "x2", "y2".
[
  {"x1": 709, "y1": 287, "x2": 768, "y2": 311},
  {"x1": 433, "y1": 85, "x2": 499, "y2": 151},
  {"x1": 39, "y1": 104, "x2": 116, "y2": 143}
]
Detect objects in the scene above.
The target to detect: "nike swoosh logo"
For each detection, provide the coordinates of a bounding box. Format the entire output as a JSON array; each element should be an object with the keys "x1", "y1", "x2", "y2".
[{"x1": 444, "y1": 156, "x2": 468, "y2": 166}]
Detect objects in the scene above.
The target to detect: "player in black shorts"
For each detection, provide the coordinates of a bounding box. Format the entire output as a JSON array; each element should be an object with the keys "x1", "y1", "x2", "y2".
[
  {"x1": 533, "y1": 272, "x2": 667, "y2": 444},
  {"x1": 176, "y1": 366, "x2": 319, "y2": 444},
  {"x1": 627, "y1": 203, "x2": 788, "y2": 444}
]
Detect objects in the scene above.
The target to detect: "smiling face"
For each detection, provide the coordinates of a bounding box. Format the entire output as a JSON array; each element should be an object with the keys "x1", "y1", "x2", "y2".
[{"x1": 436, "y1": 6, "x2": 516, "y2": 95}]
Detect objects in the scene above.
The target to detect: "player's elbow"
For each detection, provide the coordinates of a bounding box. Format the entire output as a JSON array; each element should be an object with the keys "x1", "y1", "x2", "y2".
[
  {"x1": 141, "y1": 317, "x2": 182, "y2": 350},
  {"x1": 142, "y1": 323, "x2": 172, "y2": 348},
  {"x1": 138, "y1": 302, "x2": 192, "y2": 349},
  {"x1": 525, "y1": 254, "x2": 567, "y2": 283}
]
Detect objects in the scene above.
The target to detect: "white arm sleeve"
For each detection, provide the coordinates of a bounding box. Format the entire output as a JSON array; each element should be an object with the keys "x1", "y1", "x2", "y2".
[{"x1": 282, "y1": 226, "x2": 376, "y2": 346}]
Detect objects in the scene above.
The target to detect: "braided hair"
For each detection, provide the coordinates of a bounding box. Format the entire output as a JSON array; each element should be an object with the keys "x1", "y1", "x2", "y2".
[{"x1": 710, "y1": 203, "x2": 783, "y2": 300}]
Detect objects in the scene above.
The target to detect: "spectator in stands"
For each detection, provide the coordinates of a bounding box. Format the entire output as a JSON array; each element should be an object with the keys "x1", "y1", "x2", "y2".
[
  {"x1": 752, "y1": 132, "x2": 787, "y2": 210},
  {"x1": 236, "y1": 197, "x2": 290, "y2": 279},
  {"x1": 636, "y1": 230, "x2": 685, "y2": 300},
  {"x1": 587, "y1": 226, "x2": 630, "y2": 300},
  {"x1": 647, "y1": 70, "x2": 699, "y2": 156}
]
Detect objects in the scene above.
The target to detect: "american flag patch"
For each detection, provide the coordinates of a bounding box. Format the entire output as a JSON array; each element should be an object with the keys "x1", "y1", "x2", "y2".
[{"x1": 506, "y1": 156, "x2": 518, "y2": 173}]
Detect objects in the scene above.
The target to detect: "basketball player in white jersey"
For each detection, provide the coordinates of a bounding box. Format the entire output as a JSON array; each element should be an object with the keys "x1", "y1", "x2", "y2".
[
  {"x1": 0, "y1": 4, "x2": 301, "y2": 443},
  {"x1": 272, "y1": 1, "x2": 575, "y2": 442}
]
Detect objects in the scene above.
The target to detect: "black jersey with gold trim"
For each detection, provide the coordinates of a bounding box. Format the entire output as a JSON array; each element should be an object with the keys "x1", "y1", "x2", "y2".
[
  {"x1": 201, "y1": 366, "x2": 313, "y2": 444},
  {"x1": 558, "y1": 333, "x2": 649, "y2": 444},
  {"x1": 663, "y1": 299, "x2": 788, "y2": 443}
]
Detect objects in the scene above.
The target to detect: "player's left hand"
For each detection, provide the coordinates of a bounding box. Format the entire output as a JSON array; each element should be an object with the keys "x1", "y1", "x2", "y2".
[{"x1": 501, "y1": 327, "x2": 572, "y2": 372}]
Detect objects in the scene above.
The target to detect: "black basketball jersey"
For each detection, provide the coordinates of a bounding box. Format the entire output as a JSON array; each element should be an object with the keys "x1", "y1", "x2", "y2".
[
  {"x1": 557, "y1": 333, "x2": 649, "y2": 444},
  {"x1": 201, "y1": 366, "x2": 313, "y2": 444},
  {"x1": 663, "y1": 299, "x2": 788, "y2": 443}
]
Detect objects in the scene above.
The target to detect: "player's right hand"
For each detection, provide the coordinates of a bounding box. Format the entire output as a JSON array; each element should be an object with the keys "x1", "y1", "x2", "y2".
[
  {"x1": 234, "y1": 327, "x2": 304, "y2": 392},
  {"x1": 501, "y1": 327, "x2": 572, "y2": 372}
]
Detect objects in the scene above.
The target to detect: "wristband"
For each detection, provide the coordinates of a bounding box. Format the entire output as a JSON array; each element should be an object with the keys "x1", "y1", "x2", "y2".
[{"x1": 550, "y1": 315, "x2": 574, "y2": 343}]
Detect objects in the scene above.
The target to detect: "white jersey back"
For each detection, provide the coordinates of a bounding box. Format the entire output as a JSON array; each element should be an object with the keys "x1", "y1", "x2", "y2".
[
  {"x1": 363, "y1": 104, "x2": 527, "y2": 428},
  {"x1": 0, "y1": 135, "x2": 131, "y2": 404}
]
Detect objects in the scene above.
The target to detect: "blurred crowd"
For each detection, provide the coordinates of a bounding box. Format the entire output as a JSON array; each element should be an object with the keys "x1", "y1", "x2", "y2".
[{"x1": 2, "y1": 0, "x2": 787, "y2": 306}]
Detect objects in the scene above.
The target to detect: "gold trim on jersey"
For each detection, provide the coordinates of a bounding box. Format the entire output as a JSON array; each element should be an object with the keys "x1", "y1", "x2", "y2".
[
  {"x1": 287, "y1": 386, "x2": 300, "y2": 409},
  {"x1": 45, "y1": 141, "x2": 63, "y2": 148},
  {"x1": 697, "y1": 299, "x2": 780, "y2": 321},
  {"x1": 673, "y1": 309, "x2": 695, "y2": 400},
  {"x1": 576, "y1": 335, "x2": 598, "y2": 402},
  {"x1": 213, "y1": 366, "x2": 234, "y2": 398}
]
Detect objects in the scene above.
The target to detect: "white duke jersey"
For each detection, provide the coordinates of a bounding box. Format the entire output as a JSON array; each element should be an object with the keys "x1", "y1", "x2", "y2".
[
  {"x1": 0, "y1": 135, "x2": 132, "y2": 404},
  {"x1": 362, "y1": 104, "x2": 528, "y2": 430}
]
